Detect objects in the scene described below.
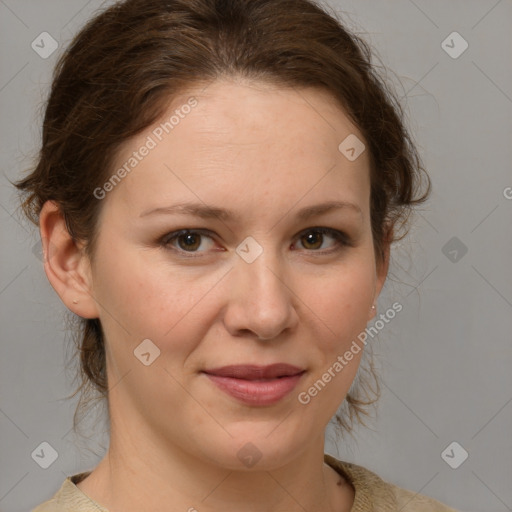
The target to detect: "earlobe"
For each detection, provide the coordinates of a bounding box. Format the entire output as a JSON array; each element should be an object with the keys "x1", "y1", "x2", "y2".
[{"x1": 39, "y1": 200, "x2": 99, "y2": 319}]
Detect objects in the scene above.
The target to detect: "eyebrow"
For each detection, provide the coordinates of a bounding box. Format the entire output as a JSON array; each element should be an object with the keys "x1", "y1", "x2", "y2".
[{"x1": 139, "y1": 200, "x2": 363, "y2": 221}]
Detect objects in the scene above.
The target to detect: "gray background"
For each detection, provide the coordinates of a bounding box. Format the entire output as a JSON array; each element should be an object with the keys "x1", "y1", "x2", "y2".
[{"x1": 1, "y1": 1, "x2": 511, "y2": 511}]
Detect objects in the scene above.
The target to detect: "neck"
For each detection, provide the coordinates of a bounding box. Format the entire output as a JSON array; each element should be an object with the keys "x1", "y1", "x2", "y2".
[{"x1": 77, "y1": 424, "x2": 352, "y2": 512}]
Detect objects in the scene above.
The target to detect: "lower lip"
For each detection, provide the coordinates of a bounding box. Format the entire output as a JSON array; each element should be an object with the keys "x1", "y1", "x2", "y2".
[{"x1": 204, "y1": 372, "x2": 304, "y2": 406}]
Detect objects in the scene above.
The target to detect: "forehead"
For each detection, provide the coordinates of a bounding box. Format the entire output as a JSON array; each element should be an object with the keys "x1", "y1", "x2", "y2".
[
  {"x1": 103, "y1": 79, "x2": 370, "y2": 221},
  {"x1": 171, "y1": 79, "x2": 363, "y2": 156}
]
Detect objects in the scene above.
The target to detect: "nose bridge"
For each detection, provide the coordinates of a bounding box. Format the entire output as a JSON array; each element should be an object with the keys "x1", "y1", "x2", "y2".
[{"x1": 236, "y1": 239, "x2": 288, "y2": 305}]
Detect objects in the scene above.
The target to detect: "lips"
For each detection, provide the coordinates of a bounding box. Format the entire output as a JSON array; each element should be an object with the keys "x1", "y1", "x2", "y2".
[
  {"x1": 202, "y1": 364, "x2": 306, "y2": 405},
  {"x1": 202, "y1": 363, "x2": 304, "y2": 380}
]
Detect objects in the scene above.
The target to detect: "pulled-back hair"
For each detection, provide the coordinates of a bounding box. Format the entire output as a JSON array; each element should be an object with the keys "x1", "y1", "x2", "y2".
[{"x1": 14, "y1": 0, "x2": 430, "y2": 437}]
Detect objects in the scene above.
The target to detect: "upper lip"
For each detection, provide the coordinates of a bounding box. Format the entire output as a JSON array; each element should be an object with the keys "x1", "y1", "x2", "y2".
[{"x1": 202, "y1": 364, "x2": 305, "y2": 380}]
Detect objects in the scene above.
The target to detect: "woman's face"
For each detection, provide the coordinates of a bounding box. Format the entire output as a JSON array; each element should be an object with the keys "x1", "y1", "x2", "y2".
[{"x1": 86, "y1": 79, "x2": 388, "y2": 470}]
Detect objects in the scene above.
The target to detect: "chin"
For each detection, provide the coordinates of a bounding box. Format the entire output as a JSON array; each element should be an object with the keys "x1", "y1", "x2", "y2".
[{"x1": 195, "y1": 425, "x2": 308, "y2": 472}]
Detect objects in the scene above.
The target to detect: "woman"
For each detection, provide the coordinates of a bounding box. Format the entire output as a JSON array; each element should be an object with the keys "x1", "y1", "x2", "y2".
[{"x1": 15, "y1": 0, "x2": 459, "y2": 510}]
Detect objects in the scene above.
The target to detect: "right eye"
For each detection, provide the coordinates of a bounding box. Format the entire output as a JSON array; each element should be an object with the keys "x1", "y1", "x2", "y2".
[{"x1": 160, "y1": 229, "x2": 218, "y2": 255}]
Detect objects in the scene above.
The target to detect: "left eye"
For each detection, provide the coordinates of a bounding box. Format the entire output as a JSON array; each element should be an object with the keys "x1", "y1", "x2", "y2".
[
  {"x1": 295, "y1": 227, "x2": 348, "y2": 251},
  {"x1": 160, "y1": 227, "x2": 348, "y2": 255}
]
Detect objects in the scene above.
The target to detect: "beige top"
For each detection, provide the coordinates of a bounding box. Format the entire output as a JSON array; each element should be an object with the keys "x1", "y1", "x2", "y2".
[{"x1": 31, "y1": 453, "x2": 459, "y2": 511}]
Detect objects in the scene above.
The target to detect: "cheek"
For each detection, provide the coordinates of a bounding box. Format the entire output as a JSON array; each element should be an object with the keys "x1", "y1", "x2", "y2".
[
  {"x1": 308, "y1": 264, "x2": 375, "y2": 352},
  {"x1": 92, "y1": 242, "x2": 220, "y2": 366},
  {"x1": 294, "y1": 267, "x2": 374, "y2": 419},
  {"x1": 93, "y1": 241, "x2": 181, "y2": 332}
]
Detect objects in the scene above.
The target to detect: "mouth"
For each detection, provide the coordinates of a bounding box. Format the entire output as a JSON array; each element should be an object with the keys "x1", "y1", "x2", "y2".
[
  {"x1": 203, "y1": 363, "x2": 305, "y2": 380},
  {"x1": 201, "y1": 364, "x2": 306, "y2": 406}
]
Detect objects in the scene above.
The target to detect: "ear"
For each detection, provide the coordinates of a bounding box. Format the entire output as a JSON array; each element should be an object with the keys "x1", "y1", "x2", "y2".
[
  {"x1": 39, "y1": 200, "x2": 100, "y2": 319},
  {"x1": 368, "y1": 223, "x2": 392, "y2": 321}
]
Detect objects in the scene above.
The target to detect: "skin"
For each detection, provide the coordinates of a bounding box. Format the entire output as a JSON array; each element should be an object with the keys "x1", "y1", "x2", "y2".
[{"x1": 40, "y1": 78, "x2": 390, "y2": 512}]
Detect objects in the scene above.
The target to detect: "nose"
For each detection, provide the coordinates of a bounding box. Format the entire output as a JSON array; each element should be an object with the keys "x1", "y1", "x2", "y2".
[{"x1": 223, "y1": 247, "x2": 299, "y2": 341}]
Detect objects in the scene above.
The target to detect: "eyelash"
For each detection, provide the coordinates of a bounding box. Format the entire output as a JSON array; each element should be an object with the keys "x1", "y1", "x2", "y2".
[{"x1": 159, "y1": 227, "x2": 352, "y2": 258}]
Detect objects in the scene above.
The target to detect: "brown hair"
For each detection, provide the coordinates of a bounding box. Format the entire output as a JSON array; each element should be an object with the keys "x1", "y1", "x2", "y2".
[{"x1": 14, "y1": 0, "x2": 430, "y2": 437}]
